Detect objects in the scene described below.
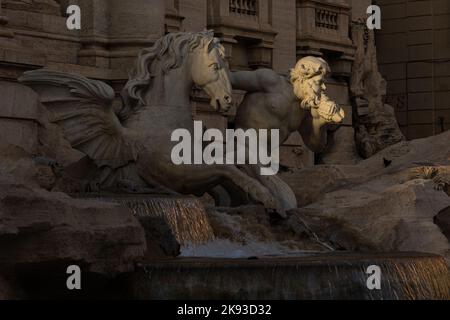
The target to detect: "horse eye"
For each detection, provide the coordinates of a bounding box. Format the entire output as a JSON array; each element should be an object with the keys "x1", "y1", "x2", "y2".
[{"x1": 211, "y1": 63, "x2": 219, "y2": 70}]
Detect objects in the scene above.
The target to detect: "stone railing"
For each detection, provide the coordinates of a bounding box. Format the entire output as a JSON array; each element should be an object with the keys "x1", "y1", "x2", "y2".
[
  {"x1": 0, "y1": 0, "x2": 7, "y2": 24},
  {"x1": 229, "y1": 0, "x2": 258, "y2": 18},
  {"x1": 207, "y1": 0, "x2": 276, "y2": 69},
  {"x1": 315, "y1": 8, "x2": 339, "y2": 30},
  {"x1": 296, "y1": 0, "x2": 354, "y2": 77}
]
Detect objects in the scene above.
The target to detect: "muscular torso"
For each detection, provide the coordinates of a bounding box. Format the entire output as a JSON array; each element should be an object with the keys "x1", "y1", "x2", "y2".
[{"x1": 234, "y1": 77, "x2": 306, "y2": 144}]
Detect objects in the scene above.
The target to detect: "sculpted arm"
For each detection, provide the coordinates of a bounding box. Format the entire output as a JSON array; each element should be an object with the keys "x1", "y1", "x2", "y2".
[
  {"x1": 299, "y1": 97, "x2": 345, "y2": 153},
  {"x1": 230, "y1": 69, "x2": 281, "y2": 93},
  {"x1": 299, "y1": 115, "x2": 329, "y2": 153}
]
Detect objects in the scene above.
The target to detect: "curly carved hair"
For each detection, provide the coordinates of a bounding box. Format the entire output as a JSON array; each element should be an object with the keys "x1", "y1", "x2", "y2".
[
  {"x1": 120, "y1": 30, "x2": 225, "y2": 119},
  {"x1": 290, "y1": 56, "x2": 330, "y2": 84}
]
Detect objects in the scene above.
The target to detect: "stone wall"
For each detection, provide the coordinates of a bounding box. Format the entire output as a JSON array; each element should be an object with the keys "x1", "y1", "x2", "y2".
[
  {"x1": 0, "y1": 0, "x2": 366, "y2": 168},
  {"x1": 377, "y1": 0, "x2": 450, "y2": 139}
]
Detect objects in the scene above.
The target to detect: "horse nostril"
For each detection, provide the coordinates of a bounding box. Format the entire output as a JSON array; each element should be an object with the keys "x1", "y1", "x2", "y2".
[{"x1": 224, "y1": 95, "x2": 232, "y2": 104}]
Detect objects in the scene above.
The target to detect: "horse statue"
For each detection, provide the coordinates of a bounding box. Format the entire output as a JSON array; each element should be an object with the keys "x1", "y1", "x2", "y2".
[{"x1": 19, "y1": 30, "x2": 285, "y2": 214}]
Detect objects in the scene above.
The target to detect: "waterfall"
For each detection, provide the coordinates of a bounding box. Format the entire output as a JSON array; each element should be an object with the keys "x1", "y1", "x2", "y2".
[
  {"x1": 131, "y1": 253, "x2": 450, "y2": 300},
  {"x1": 82, "y1": 194, "x2": 215, "y2": 246}
]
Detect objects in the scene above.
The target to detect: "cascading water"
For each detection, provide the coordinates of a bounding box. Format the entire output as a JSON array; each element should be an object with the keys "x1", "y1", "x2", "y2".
[
  {"x1": 128, "y1": 253, "x2": 450, "y2": 300},
  {"x1": 79, "y1": 195, "x2": 450, "y2": 299},
  {"x1": 82, "y1": 194, "x2": 214, "y2": 245},
  {"x1": 181, "y1": 208, "x2": 331, "y2": 258},
  {"x1": 117, "y1": 196, "x2": 215, "y2": 245}
]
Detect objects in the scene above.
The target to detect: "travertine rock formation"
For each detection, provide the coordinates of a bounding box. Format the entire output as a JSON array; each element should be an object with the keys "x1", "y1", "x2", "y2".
[
  {"x1": 282, "y1": 130, "x2": 450, "y2": 262},
  {"x1": 0, "y1": 174, "x2": 147, "y2": 276},
  {"x1": 202, "y1": 131, "x2": 450, "y2": 261},
  {"x1": 350, "y1": 22, "x2": 405, "y2": 158},
  {"x1": 436, "y1": 206, "x2": 450, "y2": 242},
  {"x1": 0, "y1": 138, "x2": 173, "y2": 297}
]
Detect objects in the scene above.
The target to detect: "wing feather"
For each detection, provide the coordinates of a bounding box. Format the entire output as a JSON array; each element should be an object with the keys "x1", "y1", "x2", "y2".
[{"x1": 19, "y1": 70, "x2": 141, "y2": 169}]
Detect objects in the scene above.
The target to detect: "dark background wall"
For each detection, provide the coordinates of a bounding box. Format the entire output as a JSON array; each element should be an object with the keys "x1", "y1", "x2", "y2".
[{"x1": 376, "y1": 0, "x2": 450, "y2": 139}]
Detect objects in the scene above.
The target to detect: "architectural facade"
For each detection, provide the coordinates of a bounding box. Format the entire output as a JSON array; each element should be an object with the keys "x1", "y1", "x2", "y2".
[
  {"x1": 377, "y1": 0, "x2": 450, "y2": 140},
  {"x1": 2, "y1": 0, "x2": 440, "y2": 166}
]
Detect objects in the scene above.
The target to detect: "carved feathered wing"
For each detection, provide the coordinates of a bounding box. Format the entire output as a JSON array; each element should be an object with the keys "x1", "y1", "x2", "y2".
[{"x1": 19, "y1": 70, "x2": 141, "y2": 169}]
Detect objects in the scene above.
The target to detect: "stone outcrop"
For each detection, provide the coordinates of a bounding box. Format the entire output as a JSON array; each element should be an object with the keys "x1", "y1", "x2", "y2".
[
  {"x1": 295, "y1": 179, "x2": 450, "y2": 261},
  {"x1": 281, "y1": 131, "x2": 450, "y2": 262},
  {"x1": 350, "y1": 22, "x2": 405, "y2": 158},
  {"x1": 0, "y1": 140, "x2": 56, "y2": 191},
  {"x1": 0, "y1": 174, "x2": 147, "y2": 276},
  {"x1": 204, "y1": 131, "x2": 450, "y2": 263},
  {"x1": 0, "y1": 139, "x2": 148, "y2": 299},
  {"x1": 436, "y1": 206, "x2": 450, "y2": 242}
]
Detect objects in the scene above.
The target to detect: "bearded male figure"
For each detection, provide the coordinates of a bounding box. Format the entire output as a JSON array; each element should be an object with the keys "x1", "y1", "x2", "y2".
[
  {"x1": 232, "y1": 56, "x2": 345, "y2": 154},
  {"x1": 210, "y1": 57, "x2": 345, "y2": 212}
]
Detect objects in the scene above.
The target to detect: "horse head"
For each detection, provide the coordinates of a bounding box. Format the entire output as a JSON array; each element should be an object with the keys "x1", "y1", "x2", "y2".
[{"x1": 122, "y1": 31, "x2": 233, "y2": 116}]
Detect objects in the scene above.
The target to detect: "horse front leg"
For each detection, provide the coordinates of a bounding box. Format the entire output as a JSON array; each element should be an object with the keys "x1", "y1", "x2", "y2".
[{"x1": 177, "y1": 164, "x2": 286, "y2": 217}]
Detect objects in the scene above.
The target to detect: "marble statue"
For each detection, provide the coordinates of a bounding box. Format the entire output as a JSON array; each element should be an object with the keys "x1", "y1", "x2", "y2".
[
  {"x1": 232, "y1": 56, "x2": 345, "y2": 153},
  {"x1": 19, "y1": 31, "x2": 285, "y2": 215},
  {"x1": 209, "y1": 56, "x2": 345, "y2": 211}
]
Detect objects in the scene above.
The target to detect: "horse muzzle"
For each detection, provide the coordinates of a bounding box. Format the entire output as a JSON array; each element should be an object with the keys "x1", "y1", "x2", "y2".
[
  {"x1": 204, "y1": 85, "x2": 233, "y2": 113},
  {"x1": 214, "y1": 94, "x2": 233, "y2": 113}
]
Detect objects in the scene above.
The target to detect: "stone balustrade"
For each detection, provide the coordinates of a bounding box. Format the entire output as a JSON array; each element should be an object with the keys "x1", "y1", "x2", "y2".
[
  {"x1": 296, "y1": 0, "x2": 354, "y2": 78},
  {"x1": 0, "y1": 0, "x2": 7, "y2": 24},
  {"x1": 229, "y1": 0, "x2": 257, "y2": 18},
  {"x1": 207, "y1": 0, "x2": 276, "y2": 70},
  {"x1": 315, "y1": 8, "x2": 339, "y2": 30}
]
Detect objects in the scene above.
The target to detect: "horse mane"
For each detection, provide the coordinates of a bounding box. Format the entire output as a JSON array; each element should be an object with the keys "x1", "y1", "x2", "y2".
[{"x1": 119, "y1": 30, "x2": 225, "y2": 120}]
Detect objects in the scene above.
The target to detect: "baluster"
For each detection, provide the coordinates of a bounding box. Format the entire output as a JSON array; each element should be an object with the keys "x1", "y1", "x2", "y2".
[
  {"x1": 229, "y1": 0, "x2": 259, "y2": 18},
  {"x1": 251, "y1": 0, "x2": 256, "y2": 16},
  {"x1": 231, "y1": 0, "x2": 237, "y2": 14},
  {"x1": 0, "y1": 0, "x2": 7, "y2": 25}
]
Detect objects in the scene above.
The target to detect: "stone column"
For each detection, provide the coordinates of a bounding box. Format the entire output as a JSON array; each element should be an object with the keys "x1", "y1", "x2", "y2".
[
  {"x1": 78, "y1": 0, "x2": 165, "y2": 70},
  {"x1": 77, "y1": 0, "x2": 111, "y2": 68},
  {"x1": 0, "y1": 0, "x2": 8, "y2": 30},
  {"x1": 207, "y1": 0, "x2": 236, "y2": 60},
  {"x1": 108, "y1": 0, "x2": 165, "y2": 69},
  {"x1": 165, "y1": 0, "x2": 185, "y2": 33},
  {"x1": 0, "y1": 0, "x2": 13, "y2": 38},
  {"x1": 0, "y1": 0, "x2": 6, "y2": 23}
]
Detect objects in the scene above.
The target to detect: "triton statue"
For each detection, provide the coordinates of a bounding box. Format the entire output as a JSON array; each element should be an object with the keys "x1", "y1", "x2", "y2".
[
  {"x1": 211, "y1": 57, "x2": 346, "y2": 208},
  {"x1": 232, "y1": 56, "x2": 345, "y2": 152}
]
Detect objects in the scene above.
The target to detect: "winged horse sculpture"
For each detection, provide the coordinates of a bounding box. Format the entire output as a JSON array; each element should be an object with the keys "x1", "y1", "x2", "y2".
[{"x1": 20, "y1": 31, "x2": 295, "y2": 216}]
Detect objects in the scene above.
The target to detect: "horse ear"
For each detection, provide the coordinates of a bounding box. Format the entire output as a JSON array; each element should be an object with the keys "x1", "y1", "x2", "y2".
[{"x1": 205, "y1": 37, "x2": 222, "y2": 55}]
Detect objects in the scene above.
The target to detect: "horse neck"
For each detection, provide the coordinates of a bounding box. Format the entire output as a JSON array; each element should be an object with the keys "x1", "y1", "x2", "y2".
[
  {"x1": 126, "y1": 64, "x2": 195, "y2": 132},
  {"x1": 145, "y1": 63, "x2": 193, "y2": 108}
]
